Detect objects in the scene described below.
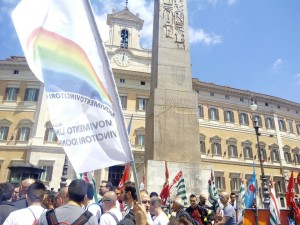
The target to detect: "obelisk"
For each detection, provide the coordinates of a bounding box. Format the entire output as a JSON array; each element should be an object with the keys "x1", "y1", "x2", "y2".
[{"x1": 145, "y1": 0, "x2": 201, "y2": 163}]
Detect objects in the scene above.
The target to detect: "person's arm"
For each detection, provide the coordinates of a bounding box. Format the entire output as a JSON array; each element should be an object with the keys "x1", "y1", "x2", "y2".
[
  {"x1": 133, "y1": 201, "x2": 147, "y2": 225},
  {"x1": 215, "y1": 216, "x2": 230, "y2": 225}
]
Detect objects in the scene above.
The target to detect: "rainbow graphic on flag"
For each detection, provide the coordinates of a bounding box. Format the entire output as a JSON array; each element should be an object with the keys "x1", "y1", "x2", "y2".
[{"x1": 27, "y1": 27, "x2": 112, "y2": 107}]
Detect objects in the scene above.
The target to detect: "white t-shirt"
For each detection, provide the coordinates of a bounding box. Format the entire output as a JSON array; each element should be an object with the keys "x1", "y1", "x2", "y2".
[
  {"x1": 153, "y1": 213, "x2": 169, "y2": 225},
  {"x1": 100, "y1": 208, "x2": 123, "y2": 225},
  {"x1": 3, "y1": 205, "x2": 46, "y2": 225},
  {"x1": 86, "y1": 202, "x2": 102, "y2": 222}
]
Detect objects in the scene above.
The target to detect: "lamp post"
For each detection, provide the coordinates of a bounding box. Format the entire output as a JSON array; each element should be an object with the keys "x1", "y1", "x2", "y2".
[{"x1": 250, "y1": 99, "x2": 270, "y2": 209}]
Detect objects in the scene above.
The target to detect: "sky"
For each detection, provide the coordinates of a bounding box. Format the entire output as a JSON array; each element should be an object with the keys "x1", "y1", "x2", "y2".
[{"x1": 0, "y1": 0, "x2": 299, "y2": 104}]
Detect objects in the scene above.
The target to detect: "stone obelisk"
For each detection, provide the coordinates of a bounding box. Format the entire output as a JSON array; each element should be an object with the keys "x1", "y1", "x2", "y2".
[{"x1": 145, "y1": 0, "x2": 201, "y2": 163}]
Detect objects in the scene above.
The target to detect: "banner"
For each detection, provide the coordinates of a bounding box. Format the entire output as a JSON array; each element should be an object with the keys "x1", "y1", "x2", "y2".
[
  {"x1": 270, "y1": 180, "x2": 281, "y2": 225},
  {"x1": 286, "y1": 172, "x2": 295, "y2": 208},
  {"x1": 208, "y1": 168, "x2": 221, "y2": 213},
  {"x1": 244, "y1": 171, "x2": 256, "y2": 208},
  {"x1": 118, "y1": 164, "x2": 131, "y2": 190},
  {"x1": 12, "y1": 0, "x2": 133, "y2": 173},
  {"x1": 176, "y1": 173, "x2": 188, "y2": 206},
  {"x1": 160, "y1": 161, "x2": 170, "y2": 205},
  {"x1": 237, "y1": 177, "x2": 245, "y2": 225}
]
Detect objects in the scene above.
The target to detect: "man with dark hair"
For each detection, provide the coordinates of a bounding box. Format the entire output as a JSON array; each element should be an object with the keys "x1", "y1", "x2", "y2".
[
  {"x1": 0, "y1": 182, "x2": 18, "y2": 224},
  {"x1": 13, "y1": 178, "x2": 35, "y2": 209},
  {"x1": 229, "y1": 193, "x2": 236, "y2": 209},
  {"x1": 99, "y1": 180, "x2": 113, "y2": 197},
  {"x1": 38, "y1": 179, "x2": 98, "y2": 224},
  {"x1": 117, "y1": 182, "x2": 137, "y2": 225},
  {"x1": 84, "y1": 183, "x2": 102, "y2": 222},
  {"x1": 3, "y1": 181, "x2": 46, "y2": 225},
  {"x1": 186, "y1": 194, "x2": 213, "y2": 225},
  {"x1": 150, "y1": 192, "x2": 159, "y2": 198}
]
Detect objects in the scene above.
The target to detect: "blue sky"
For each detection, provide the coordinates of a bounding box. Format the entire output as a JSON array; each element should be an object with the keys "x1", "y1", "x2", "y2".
[{"x1": 0, "y1": 0, "x2": 299, "y2": 103}]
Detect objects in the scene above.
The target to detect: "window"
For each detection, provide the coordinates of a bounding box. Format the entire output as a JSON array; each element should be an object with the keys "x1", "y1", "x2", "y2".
[
  {"x1": 265, "y1": 116, "x2": 274, "y2": 129},
  {"x1": 224, "y1": 110, "x2": 234, "y2": 123},
  {"x1": 296, "y1": 123, "x2": 300, "y2": 135},
  {"x1": 0, "y1": 127, "x2": 9, "y2": 141},
  {"x1": 210, "y1": 136, "x2": 221, "y2": 156},
  {"x1": 239, "y1": 112, "x2": 249, "y2": 126},
  {"x1": 225, "y1": 95, "x2": 229, "y2": 99},
  {"x1": 209, "y1": 107, "x2": 219, "y2": 121},
  {"x1": 120, "y1": 79, "x2": 125, "y2": 83},
  {"x1": 141, "y1": 81, "x2": 145, "y2": 85},
  {"x1": 5, "y1": 87, "x2": 19, "y2": 101},
  {"x1": 257, "y1": 142, "x2": 267, "y2": 161},
  {"x1": 295, "y1": 154, "x2": 300, "y2": 165},
  {"x1": 252, "y1": 115, "x2": 262, "y2": 127},
  {"x1": 137, "y1": 98, "x2": 148, "y2": 111},
  {"x1": 199, "y1": 134, "x2": 206, "y2": 154},
  {"x1": 44, "y1": 128, "x2": 58, "y2": 142},
  {"x1": 279, "y1": 197, "x2": 285, "y2": 208},
  {"x1": 198, "y1": 105, "x2": 204, "y2": 118},
  {"x1": 119, "y1": 95, "x2": 127, "y2": 109},
  {"x1": 278, "y1": 119, "x2": 286, "y2": 132},
  {"x1": 270, "y1": 145, "x2": 280, "y2": 162},
  {"x1": 284, "y1": 151, "x2": 291, "y2": 164},
  {"x1": 137, "y1": 135, "x2": 145, "y2": 145},
  {"x1": 288, "y1": 121, "x2": 294, "y2": 133},
  {"x1": 265, "y1": 102, "x2": 269, "y2": 106},
  {"x1": 242, "y1": 141, "x2": 253, "y2": 160},
  {"x1": 215, "y1": 171, "x2": 225, "y2": 190},
  {"x1": 13, "y1": 70, "x2": 19, "y2": 74},
  {"x1": 134, "y1": 127, "x2": 145, "y2": 146},
  {"x1": 240, "y1": 98, "x2": 244, "y2": 102},
  {"x1": 274, "y1": 177, "x2": 285, "y2": 194},
  {"x1": 277, "y1": 105, "x2": 281, "y2": 109},
  {"x1": 226, "y1": 138, "x2": 238, "y2": 158},
  {"x1": 17, "y1": 127, "x2": 30, "y2": 141},
  {"x1": 24, "y1": 88, "x2": 39, "y2": 101},
  {"x1": 230, "y1": 173, "x2": 240, "y2": 191},
  {"x1": 210, "y1": 92, "x2": 214, "y2": 96},
  {"x1": 39, "y1": 160, "x2": 54, "y2": 182},
  {"x1": 120, "y1": 29, "x2": 129, "y2": 48}
]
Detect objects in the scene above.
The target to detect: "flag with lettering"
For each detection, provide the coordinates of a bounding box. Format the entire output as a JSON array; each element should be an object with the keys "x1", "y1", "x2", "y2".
[
  {"x1": 270, "y1": 179, "x2": 281, "y2": 225},
  {"x1": 12, "y1": 0, "x2": 133, "y2": 173},
  {"x1": 244, "y1": 171, "x2": 256, "y2": 208}
]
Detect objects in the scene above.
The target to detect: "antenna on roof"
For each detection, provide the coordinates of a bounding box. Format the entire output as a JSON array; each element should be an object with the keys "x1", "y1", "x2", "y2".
[{"x1": 125, "y1": 0, "x2": 128, "y2": 9}]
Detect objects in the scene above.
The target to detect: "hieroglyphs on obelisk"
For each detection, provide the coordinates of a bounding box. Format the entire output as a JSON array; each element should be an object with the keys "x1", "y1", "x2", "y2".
[{"x1": 145, "y1": 0, "x2": 201, "y2": 163}]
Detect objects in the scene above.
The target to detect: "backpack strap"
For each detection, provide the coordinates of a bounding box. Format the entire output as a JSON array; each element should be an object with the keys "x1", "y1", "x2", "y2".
[
  {"x1": 106, "y1": 211, "x2": 119, "y2": 223},
  {"x1": 46, "y1": 209, "x2": 59, "y2": 225},
  {"x1": 71, "y1": 210, "x2": 93, "y2": 225}
]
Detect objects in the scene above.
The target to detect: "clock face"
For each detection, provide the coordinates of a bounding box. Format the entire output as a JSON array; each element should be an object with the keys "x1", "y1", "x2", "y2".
[{"x1": 114, "y1": 51, "x2": 131, "y2": 67}]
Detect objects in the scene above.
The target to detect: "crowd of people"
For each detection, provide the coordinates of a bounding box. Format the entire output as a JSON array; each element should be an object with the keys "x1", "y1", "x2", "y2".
[{"x1": 0, "y1": 179, "x2": 236, "y2": 225}]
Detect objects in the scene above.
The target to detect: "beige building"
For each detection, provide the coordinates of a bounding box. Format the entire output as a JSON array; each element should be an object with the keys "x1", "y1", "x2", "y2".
[{"x1": 0, "y1": 7, "x2": 299, "y2": 208}]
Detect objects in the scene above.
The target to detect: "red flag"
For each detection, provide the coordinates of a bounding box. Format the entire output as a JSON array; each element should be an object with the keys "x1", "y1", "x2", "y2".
[
  {"x1": 286, "y1": 171, "x2": 295, "y2": 208},
  {"x1": 118, "y1": 163, "x2": 130, "y2": 190},
  {"x1": 160, "y1": 161, "x2": 170, "y2": 205},
  {"x1": 297, "y1": 171, "x2": 300, "y2": 186},
  {"x1": 170, "y1": 170, "x2": 183, "y2": 189}
]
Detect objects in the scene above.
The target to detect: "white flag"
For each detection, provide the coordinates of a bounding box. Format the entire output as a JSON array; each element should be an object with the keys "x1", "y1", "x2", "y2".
[{"x1": 12, "y1": 0, "x2": 133, "y2": 173}]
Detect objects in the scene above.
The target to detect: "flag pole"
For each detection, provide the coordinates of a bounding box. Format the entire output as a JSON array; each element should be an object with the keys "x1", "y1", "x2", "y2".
[{"x1": 83, "y1": 0, "x2": 141, "y2": 203}]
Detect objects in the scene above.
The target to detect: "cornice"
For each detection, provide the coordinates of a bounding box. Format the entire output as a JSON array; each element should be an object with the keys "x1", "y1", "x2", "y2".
[{"x1": 113, "y1": 68, "x2": 150, "y2": 80}]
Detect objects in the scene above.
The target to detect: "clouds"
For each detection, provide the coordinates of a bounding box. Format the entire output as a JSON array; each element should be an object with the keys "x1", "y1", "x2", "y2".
[
  {"x1": 272, "y1": 58, "x2": 283, "y2": 73},
  {"x1": 189, "y1": 27, "x2": 222, "y2": 45}
]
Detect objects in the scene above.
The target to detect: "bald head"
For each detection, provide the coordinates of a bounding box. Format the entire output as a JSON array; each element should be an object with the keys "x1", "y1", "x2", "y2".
[
  {"x1": 103, "y1": 191, "x2": 117, "y2": 202},
  {"x1": 103, "y1": 191, "x2": 117, "y2": 211},
  {"x1": 172, "y1": 197, "x2": 184, "y2": 212},
  {"x1": 20, "y1": 178, "x2": 35, "y2": 197},
  {"x1": 220, "y1": 192, "x2": 230, "y2": 205},
  {"x1": 199, "y1": 193, "x2": 207, "y2": 206}
]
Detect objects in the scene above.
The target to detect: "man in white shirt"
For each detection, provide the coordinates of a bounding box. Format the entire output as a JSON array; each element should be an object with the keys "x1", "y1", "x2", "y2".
[
  {"x1": 149, "y1": 197, "x2": 169, "y2": 225},
  {"x1": 3, "y1": 181, "x2": 47, "y2": 225},
  {"x1": 100, "y1": 191, "x2": 122, "y2": 225}
]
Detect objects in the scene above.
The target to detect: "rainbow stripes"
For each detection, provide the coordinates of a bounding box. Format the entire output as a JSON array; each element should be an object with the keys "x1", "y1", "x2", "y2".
[{"x1": 27, "y1": 27, "x2": 112, "y2": 107}]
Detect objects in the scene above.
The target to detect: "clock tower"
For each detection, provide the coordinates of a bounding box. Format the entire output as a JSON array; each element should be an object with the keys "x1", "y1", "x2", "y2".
[{"x1": 105, "y1": 7, "x2": 151, "y2": 72}]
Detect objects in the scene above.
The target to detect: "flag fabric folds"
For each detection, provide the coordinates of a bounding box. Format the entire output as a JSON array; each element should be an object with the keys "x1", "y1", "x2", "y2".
[
  {"x1": 270, "y1": 180, "x2": 281, "y2": 225},
  {"x1": 12, "y1": 0, "x2": 133, "y2": 173},
  {"x1": 286, "y1": 172, "x2": 295, "y2": 208},
  {"x1": 297, "y1": 171, "x2": 300, "y2": 186},
  {"x1": 208, "y1": 168, "x2": 221, "y2": 213},
  {"x1": 244, "y1": 171, "x2": 256, "y2": 208},
  {"x1": 176, "y1": 173, "x2": 188, "y2": 206},
  {"x1": 237, "y1": 177, "x2": 245, "y2": 225},
  {"x1": 118, "y1": 164, "x2": 131, "y2": 190},
  {"x1": 77, "y1": 171, "x2": 98, "y2": 202},
  {"x1": 160, "y1": 161, "x2": 170, "y2": 205}
]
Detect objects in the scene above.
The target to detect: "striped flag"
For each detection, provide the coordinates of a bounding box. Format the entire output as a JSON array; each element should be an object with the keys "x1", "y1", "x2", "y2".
[
  {"x1": 237, "y1": 176, "x2": 245, "y2": 225},
  {"x1": 208, "y1": 168, "x2": 221, "y2": 213},
  {"x1": 176, "y1": 171, "x2": 188, "y2": 206},
  {"x1": 270, "y1": 179, "x2": 281, "y2": 225}
]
